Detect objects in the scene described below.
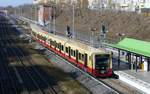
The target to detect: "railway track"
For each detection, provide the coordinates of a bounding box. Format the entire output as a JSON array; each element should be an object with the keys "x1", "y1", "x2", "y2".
[
  {"x1": 0, "y1": 15, "x2": 59, "y2": 94},
  {"x1": 0, "y1": 17, "x2": 18, "y2": 94},
  {"x1": 12, "y1": 43, "x2": 58, "y2": 94}
]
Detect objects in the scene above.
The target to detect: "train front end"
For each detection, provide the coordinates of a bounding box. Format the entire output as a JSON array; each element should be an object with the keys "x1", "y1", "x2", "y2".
[{"x1": 94, "y1": 54, "x2": 113, "y2": 77}]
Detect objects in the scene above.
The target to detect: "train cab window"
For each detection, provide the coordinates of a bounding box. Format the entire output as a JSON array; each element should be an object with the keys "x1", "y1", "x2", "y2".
[
  {"x1": 61, "y1": 45, "x2": 64, "y2": 51},
  {"x1": 66, "y1": 47, "x2": 69, "y2": 53},
  {"x1": 95, "y1": 54, "x2": 110, "y2": 70}
]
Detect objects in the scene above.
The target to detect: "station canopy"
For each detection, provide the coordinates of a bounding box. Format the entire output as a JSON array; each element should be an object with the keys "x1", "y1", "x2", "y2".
[{"x1": 109, "y1": 38, "x2": 150, "y2": 57}]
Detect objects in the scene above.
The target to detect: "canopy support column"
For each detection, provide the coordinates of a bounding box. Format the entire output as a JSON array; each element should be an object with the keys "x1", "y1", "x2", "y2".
[
  {"x1": 140, "y1": 56, "x2": 143, "y2": 71},
  {"x1": 128, "y1": 53, "x2": 131, "y2": 69},
  {"x1": 135, "y1": 56, "x2": 138, "y2": 72},
  {"x1": 118, "y1": 49, "x2": 120, "y2": 69},
  {"x1": 148, "y1": 58, "x2": 150, "y2": 71}
]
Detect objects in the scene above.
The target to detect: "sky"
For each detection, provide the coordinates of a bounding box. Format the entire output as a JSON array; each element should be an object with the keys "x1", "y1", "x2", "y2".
[{"x1": 0, "y1": 0, "x2": 33, "y2": 7}]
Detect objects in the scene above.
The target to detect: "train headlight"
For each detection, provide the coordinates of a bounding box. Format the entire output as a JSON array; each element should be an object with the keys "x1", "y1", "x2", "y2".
[{"x1": 100, "y1": 70, "x2": 106, "y2": 74}]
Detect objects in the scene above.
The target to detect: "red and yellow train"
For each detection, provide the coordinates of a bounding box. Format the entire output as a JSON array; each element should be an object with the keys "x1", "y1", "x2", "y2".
[{"x1": 30, "y1": 24, "x2": 113, "y2": 77}]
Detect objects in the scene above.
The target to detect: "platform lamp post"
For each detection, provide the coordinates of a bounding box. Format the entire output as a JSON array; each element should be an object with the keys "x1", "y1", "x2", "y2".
[
  {"x1": 20, "y1": 6, "x2": 22, "y2": 17},
  {"x1": 53, "y1": 0, "x2": 56, "y2": 35},
  {"x1": 33, "y1": 0, "x2": 39, "y2": 23},
  {"x1": 33, "y1": 5, "x2": 35, "y2": 21},
  {"x1": 30, "y1": 5, "x2": 32, "y2": 20},
  {"x1": 116, "y1": 33, "x2": 125, "y2": 69},
  {"x1": 116, "y1": 33, "x2": 125, "y2": 41},
  {"x1": 49, "y1": 6, "x2": 52, "y2": 33},
  {"x1": 29, "y1": 26, "x2": 33, "y2": 43},
  {"x1": 90, "y1": 30, "x2": 94, "y2": 48},
  {"x1": 14, "y1": 8, "x2": 17, "y2": 17},
  {"x1": 72, "y1": 0, "x2": 75, "y2": 39},
  {"x1": 19, "y1": 6, "x2": 21, "y2": 17},
  {"x1": 99, "y1": 23, "x2": 108, "y2": 48}
]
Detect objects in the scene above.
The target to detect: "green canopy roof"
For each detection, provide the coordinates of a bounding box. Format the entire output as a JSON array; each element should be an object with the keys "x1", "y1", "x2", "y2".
[{"x1": 109, "y1": 38, "x2": 150, "y2": 57}]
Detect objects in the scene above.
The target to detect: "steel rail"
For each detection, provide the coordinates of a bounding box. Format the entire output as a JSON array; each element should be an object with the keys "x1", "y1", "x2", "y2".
[
  {"x1": 16, "y1": 43, "x2": 58, "y2": 94},
  {"x1": 0, "y1": 26, "x2": 18, "y2": 94},
  {"x1": 1, "y1": 17, "x2": 42, "y2": 94},
  {"x1": 8, "y1": 39, "x2": 44, "y2": 94}
]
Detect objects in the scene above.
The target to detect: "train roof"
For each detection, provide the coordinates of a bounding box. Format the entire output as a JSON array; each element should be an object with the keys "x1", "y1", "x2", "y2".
[{"x1": 30, "y1": 24, "x2": 106, "y2": 54}]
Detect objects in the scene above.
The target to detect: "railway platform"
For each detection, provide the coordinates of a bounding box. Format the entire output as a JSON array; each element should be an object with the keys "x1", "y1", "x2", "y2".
[
  {"x1": 114, "y1": 69, "x2": 150, "y2": 94},
  {"x1": 112, "y1": 58, "x2": 150, "y2": 94},
  {"x1": 106, "y1": 38, "x2": 150, "y2": 94}
]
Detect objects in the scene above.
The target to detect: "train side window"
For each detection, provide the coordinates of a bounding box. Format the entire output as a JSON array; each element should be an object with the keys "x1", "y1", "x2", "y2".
[
  {"x1": 54, "y1": 41, "x2": 56, "y2": 47},
  {"x1": 84, "y1": 53, "x2": 88, "y2": 67},
  {"x1": 56, "y1": 43, "x2": 59, "y2": 48},
  {"x1": 73, "y1": 50, "x2": 76, "y2": 57},
  {"x1": 61, "y1": 45, "x2": 64, "y2": 51},
  {"x1": 53, "y1": 41, "x2": 55, "y2": 46},
  {"x1": 51, "y1": 40, "x2": 53, "y2": 45},
  {"x1": 71, "y1": 49, "x2": 73, "y2": 56},
  {"x1": 57, "y1": 43, "x2": 59, "y2": 48},
  {"x1": 55, "y1": 42, "x2": 57, "y2": 47},
  {"x1": 66, "y1": 47, "x2": 68, "y2": 53},
  {"x1": 49, "y1": 39, "x2": 51, "y2": 44},
  {"x1": 55, "y1": 42, "x2": 57, "y2": 48},
  {"x1": 59, "y1": 43, "x2": 61, "y2": 50},
  {"x1": 79, "y1": 53, "x2": 81, "y2": 60},
  {"x1": 50, "y1": 40, "x2": 53, "y2": 45},
  {"x1": 52, "y1": 41, "x2": 54, "y2": 46},
  {"x1": 82, "y1": 54, "x2": 84, "y2": 61},
  {"x1": 56, "y1": 43, "x2": 58, "y2": 48}
]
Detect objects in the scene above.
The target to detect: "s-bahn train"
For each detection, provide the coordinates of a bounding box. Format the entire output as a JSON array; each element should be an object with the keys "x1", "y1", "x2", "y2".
[{"x1": 30, "y1": 24, "x2": 113, "y2": 77}]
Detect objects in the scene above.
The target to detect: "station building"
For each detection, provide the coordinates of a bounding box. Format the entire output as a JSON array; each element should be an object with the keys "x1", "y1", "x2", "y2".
[
  {"x1": 106, "y1": 38, "x2": 150, "y2": 93},
  {"x1": 108, "y1": 38, "x2": 150, "y2": 72}
]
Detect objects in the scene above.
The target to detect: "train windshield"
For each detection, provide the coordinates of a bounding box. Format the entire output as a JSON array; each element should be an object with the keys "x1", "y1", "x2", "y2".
[{"x1": 95, "y1": 54, "x2": 110, "y2": 71}]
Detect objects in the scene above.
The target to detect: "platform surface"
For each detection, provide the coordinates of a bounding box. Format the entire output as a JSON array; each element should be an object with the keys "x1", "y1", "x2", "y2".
[
  {"x1": 114, "y1": 70, "x2": 150, "y2": 94},
  {"x1": 124, "y1": 70, "x2": 150, "y2": 83}
]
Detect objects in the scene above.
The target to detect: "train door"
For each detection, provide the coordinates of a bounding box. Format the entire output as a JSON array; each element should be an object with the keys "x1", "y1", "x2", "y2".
[
  {"x1": 84, "y1": 53, "x2": 88, "y2": 68},
  {"x1": 76, "y1": 50, "x2": 79, "y2": 62},
  {"x1": 69, "y1": 46, "x2": 71, "y2": 58}
]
